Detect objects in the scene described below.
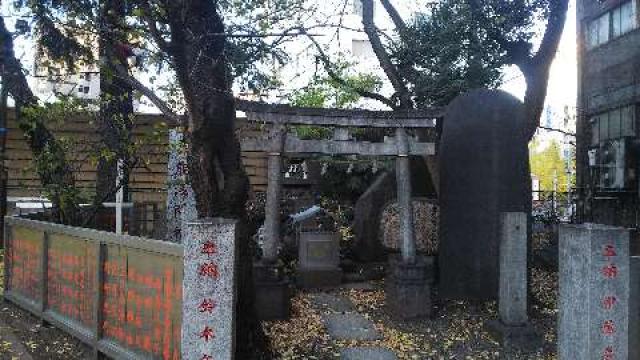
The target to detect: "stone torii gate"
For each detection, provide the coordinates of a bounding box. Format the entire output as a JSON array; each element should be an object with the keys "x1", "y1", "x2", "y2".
[{"x1": 237, "y1": 101, "x2": 441, "y2": 319}]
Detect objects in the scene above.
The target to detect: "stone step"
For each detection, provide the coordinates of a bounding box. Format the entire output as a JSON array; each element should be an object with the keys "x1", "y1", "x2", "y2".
[
  {"x1": 322, "y1": 313, "x2": 382, "y2": 341},
  {"x1": 340, "y1": 347, "x2": 398, "y2": 360},
  {"x1": 309, "y1": 293, "x2": 355, "y2": 313}
]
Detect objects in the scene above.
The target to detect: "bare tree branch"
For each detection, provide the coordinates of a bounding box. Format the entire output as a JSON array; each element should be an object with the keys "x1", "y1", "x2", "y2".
[
  {"x1": 0, "y1": 18, "x2": 37, "y2": 106},
  {"x1": 521, "y1": 0, "x2": 570, "y2": 139},
  {"x1": 538, "y1": 126, "x2": 575, "y2": 137},
  {"x1": 361, "y1": 0, "x2": 411, "y2": 109},
  {"x1": 112, "y1": 64, "x2": 182, "y2": 126},
  {"x1": 378, "y1": 0, "x2": 408, "y2": 39},
  {"x1": 532, "y1": 0, "x2": 570, "y2": 65},
  {"x1": 302, "y1": 29, "x2": 395, "y2": 109}
]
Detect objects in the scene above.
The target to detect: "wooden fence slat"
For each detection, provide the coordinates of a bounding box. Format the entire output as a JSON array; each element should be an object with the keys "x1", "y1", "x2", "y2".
[
  {"x1": 39, "y1": 231, "x2": 49, "y2": 317},
  {"x1": 93, "y1": 242, "x2": 105, "y2": 359}
]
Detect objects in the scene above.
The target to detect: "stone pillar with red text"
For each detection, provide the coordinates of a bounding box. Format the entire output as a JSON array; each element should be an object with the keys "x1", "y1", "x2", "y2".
[
  {"x1": 182, "y1": 219, "x2": 237, "y2": 360},
  {"x1": 559, "y1": 224, "x2": 631, "y2": 360}
]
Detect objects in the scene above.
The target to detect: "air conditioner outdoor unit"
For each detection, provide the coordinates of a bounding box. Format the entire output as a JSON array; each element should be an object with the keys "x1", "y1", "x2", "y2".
[{"x1": 596, "y1": 138, "x2": 636, "y2": 191}]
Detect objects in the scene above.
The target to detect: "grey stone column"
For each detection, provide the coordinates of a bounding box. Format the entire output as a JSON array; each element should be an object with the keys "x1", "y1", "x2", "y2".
[
  {"x1": 262, "y1": 125, "x2": 286, "y2": 263},
  {"x1": 559, "y1": 224, "x2": 630, "y2": 360},
  {"x1": 486, "y1": 212, "x2": 539, "y2": 349},
  {"x1": 182, "y1": 219, "x2": 237, "y2": 360},
  {"x1": 499, "y1": 212, "x2": 528, "y2": 326},
  {"x1": 395, "y1": 128, "x2": 416, "y2": 264}
]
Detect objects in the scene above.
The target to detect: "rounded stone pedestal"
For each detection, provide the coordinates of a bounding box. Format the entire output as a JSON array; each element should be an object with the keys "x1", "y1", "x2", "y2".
[
  {"x1": 253, "y1": 261, "x2": 291, "y2": 321},
  {"x1": 385, "y1": 256, "x2": 434, "y2": 320}
]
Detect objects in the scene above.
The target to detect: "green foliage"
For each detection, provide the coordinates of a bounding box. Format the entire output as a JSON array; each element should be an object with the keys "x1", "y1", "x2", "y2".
[
  {"x1": 288, "y1": 65, "x2": 382, "y2": 140},
  {"x1": 390, "y1": 0, "x2": 552, "y2": 107},
  {"x1": 392, "y1": 1, "x2": 501, "y2": 106},
  {"x1": 14, "y1": 1, "x2": 97, "y2": 71},
  {"x1": 530, "y1": 139, "x2": 570, "y2": 192},
  {"x1": 289, "y1": 61, "x2": 382, "y2": 109}
]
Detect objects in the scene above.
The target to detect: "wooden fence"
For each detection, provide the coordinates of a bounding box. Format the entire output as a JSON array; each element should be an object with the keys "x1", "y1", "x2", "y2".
[
  {"x1": 4, "y1": 110, "x2": 270, "y2": 203},
  {"x1": 3, "y1": 216, "x2": 184, "y2": 359}
]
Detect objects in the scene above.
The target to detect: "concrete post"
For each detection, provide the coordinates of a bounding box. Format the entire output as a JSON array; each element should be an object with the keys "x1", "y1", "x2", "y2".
[
  {"x1": 115, "y1": 159, "x2": 124, "y2": 235},
  {"x1": 499, "y1": 212, "x2": 528, "y2": 326},
  {"x1": 262, "y1": 125, "x2": 286, "y2": 263},
  {"x1": 395, "y1": 128, "x2": 416, "y2": 264},
  {"x1": 486, "y1": 212, "x2": 539, "y2": 349},
  {"x1": 182, "y1": 219, "x2": 237, "y2": 360}
]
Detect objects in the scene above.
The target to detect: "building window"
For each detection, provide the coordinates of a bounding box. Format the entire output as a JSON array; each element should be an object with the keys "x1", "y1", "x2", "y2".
[
  {"x1": 590, "y1": 104, "x2": 637, "y2": 146},
  {"x1": 587, "y1": 0, "x2": 638, "y2": 49}
]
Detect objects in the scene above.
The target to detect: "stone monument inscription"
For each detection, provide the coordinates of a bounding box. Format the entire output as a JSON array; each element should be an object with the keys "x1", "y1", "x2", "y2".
[
  {"x1": 559, "y1": 224, "x2": 630, "y2": 360},
  {"x1": 182, "y1": 219, "x2": 237, "y2": 360}
]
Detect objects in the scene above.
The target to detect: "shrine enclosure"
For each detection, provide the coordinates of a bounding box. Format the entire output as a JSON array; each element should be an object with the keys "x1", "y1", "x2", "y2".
[
  {"x1": 3, "y1": 215, "x2": 237, "y2": 360},
  {"x1": 237, "y1": 100, "x2": 442, "y2": 266},
  {"x1": 237, "y1": 101, "x2": 442, "y2": 320}
]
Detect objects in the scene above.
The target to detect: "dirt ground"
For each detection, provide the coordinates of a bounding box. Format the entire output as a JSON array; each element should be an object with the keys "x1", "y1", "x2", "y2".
[
  {"x1": 0, "y1": 251, "x2": 92, "y2": 359},
  {"x1": 263, "y1": 266, "x2": 558, "y2": 360}
]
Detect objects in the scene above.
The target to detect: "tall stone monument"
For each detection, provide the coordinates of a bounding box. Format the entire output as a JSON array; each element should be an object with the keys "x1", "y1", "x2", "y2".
[
  {"x1": 439, "y1": 89, "x2": 531, "y2": 300},
  {"x1": 166, "y1": 129, "x2": 197, "y2": 243},
  {"x1": 558, "y1": 224, "x2": 633, "y2": 360}
]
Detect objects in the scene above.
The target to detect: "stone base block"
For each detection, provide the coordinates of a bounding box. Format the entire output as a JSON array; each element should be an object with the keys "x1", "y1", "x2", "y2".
[
  {"x1": 254, "y1": 262, "x2": 291, "y2": 321},
  {"x1": 485, "y1": 320, "x2": 542, "y2": 351},
  {"x1": 385, "y1": 256, "x2": 434, "y2": 320},
  {"x1": 297, "y1": 268, "x2": 342, "y2": 289}
]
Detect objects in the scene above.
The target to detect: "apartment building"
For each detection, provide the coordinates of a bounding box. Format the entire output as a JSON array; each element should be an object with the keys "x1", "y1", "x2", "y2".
[{"x1": 576, "y1": 0, "x2": 640, "y2": 227}]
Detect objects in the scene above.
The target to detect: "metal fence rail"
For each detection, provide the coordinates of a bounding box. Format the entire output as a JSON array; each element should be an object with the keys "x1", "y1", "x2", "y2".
[{"x1": 3, "y1": 216, "x2": 183, "y2": 360}]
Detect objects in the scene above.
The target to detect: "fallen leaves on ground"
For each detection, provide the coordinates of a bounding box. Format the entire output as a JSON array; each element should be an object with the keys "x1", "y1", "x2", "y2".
[
  {"x1": 263, "y1": 292, "x2": 331, "y2": 359},
  {"x1": 266, "y1": 262, "x2": 559, "y2": 359}
]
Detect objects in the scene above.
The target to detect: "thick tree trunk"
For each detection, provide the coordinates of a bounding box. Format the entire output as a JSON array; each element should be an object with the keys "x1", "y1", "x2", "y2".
[
  {"x1": 522, "y1": 66, "x2": 552, "y2": 141},
  {"x1": 96, "y1": 0, "x2": 134, "y2": 204},
  {"x1": 165, "y1": 2, "x2": 267, "y2": 357}
]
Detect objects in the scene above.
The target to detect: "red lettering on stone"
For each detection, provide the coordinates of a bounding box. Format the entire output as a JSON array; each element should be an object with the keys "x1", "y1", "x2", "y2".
[
  {"x1": 198, "y1": 299, "x2": 216, "y2": 314},
  {"x1": 602, "y1": 320, "x2": 615, "y2": 335},
  {"x1": 603, "y1": 346, "x2": 614, "y2": 360},
  {"x1": 199, "y1": 326, "x2": 215, "y2": 342},
  {"x1": 602, "y1": 296, "x2": 617, "y2": 310},
  {"x1": 201, "y1": 241, "x2": 217, "y2": 257},
  {"x1": 603, "y1": 245, "x2": 617, "y2": 259},
  {"x1": 602, "y1": 264, "x2": 618, "y2": 279},
  {"x1": 198, "y1": 263, "x2": 219, "y2": 279}
]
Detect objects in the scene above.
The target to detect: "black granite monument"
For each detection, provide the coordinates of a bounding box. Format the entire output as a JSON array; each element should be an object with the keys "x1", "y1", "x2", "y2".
[{"x1": 438, "y1": 89, "x2": 531, "y2": 300}]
